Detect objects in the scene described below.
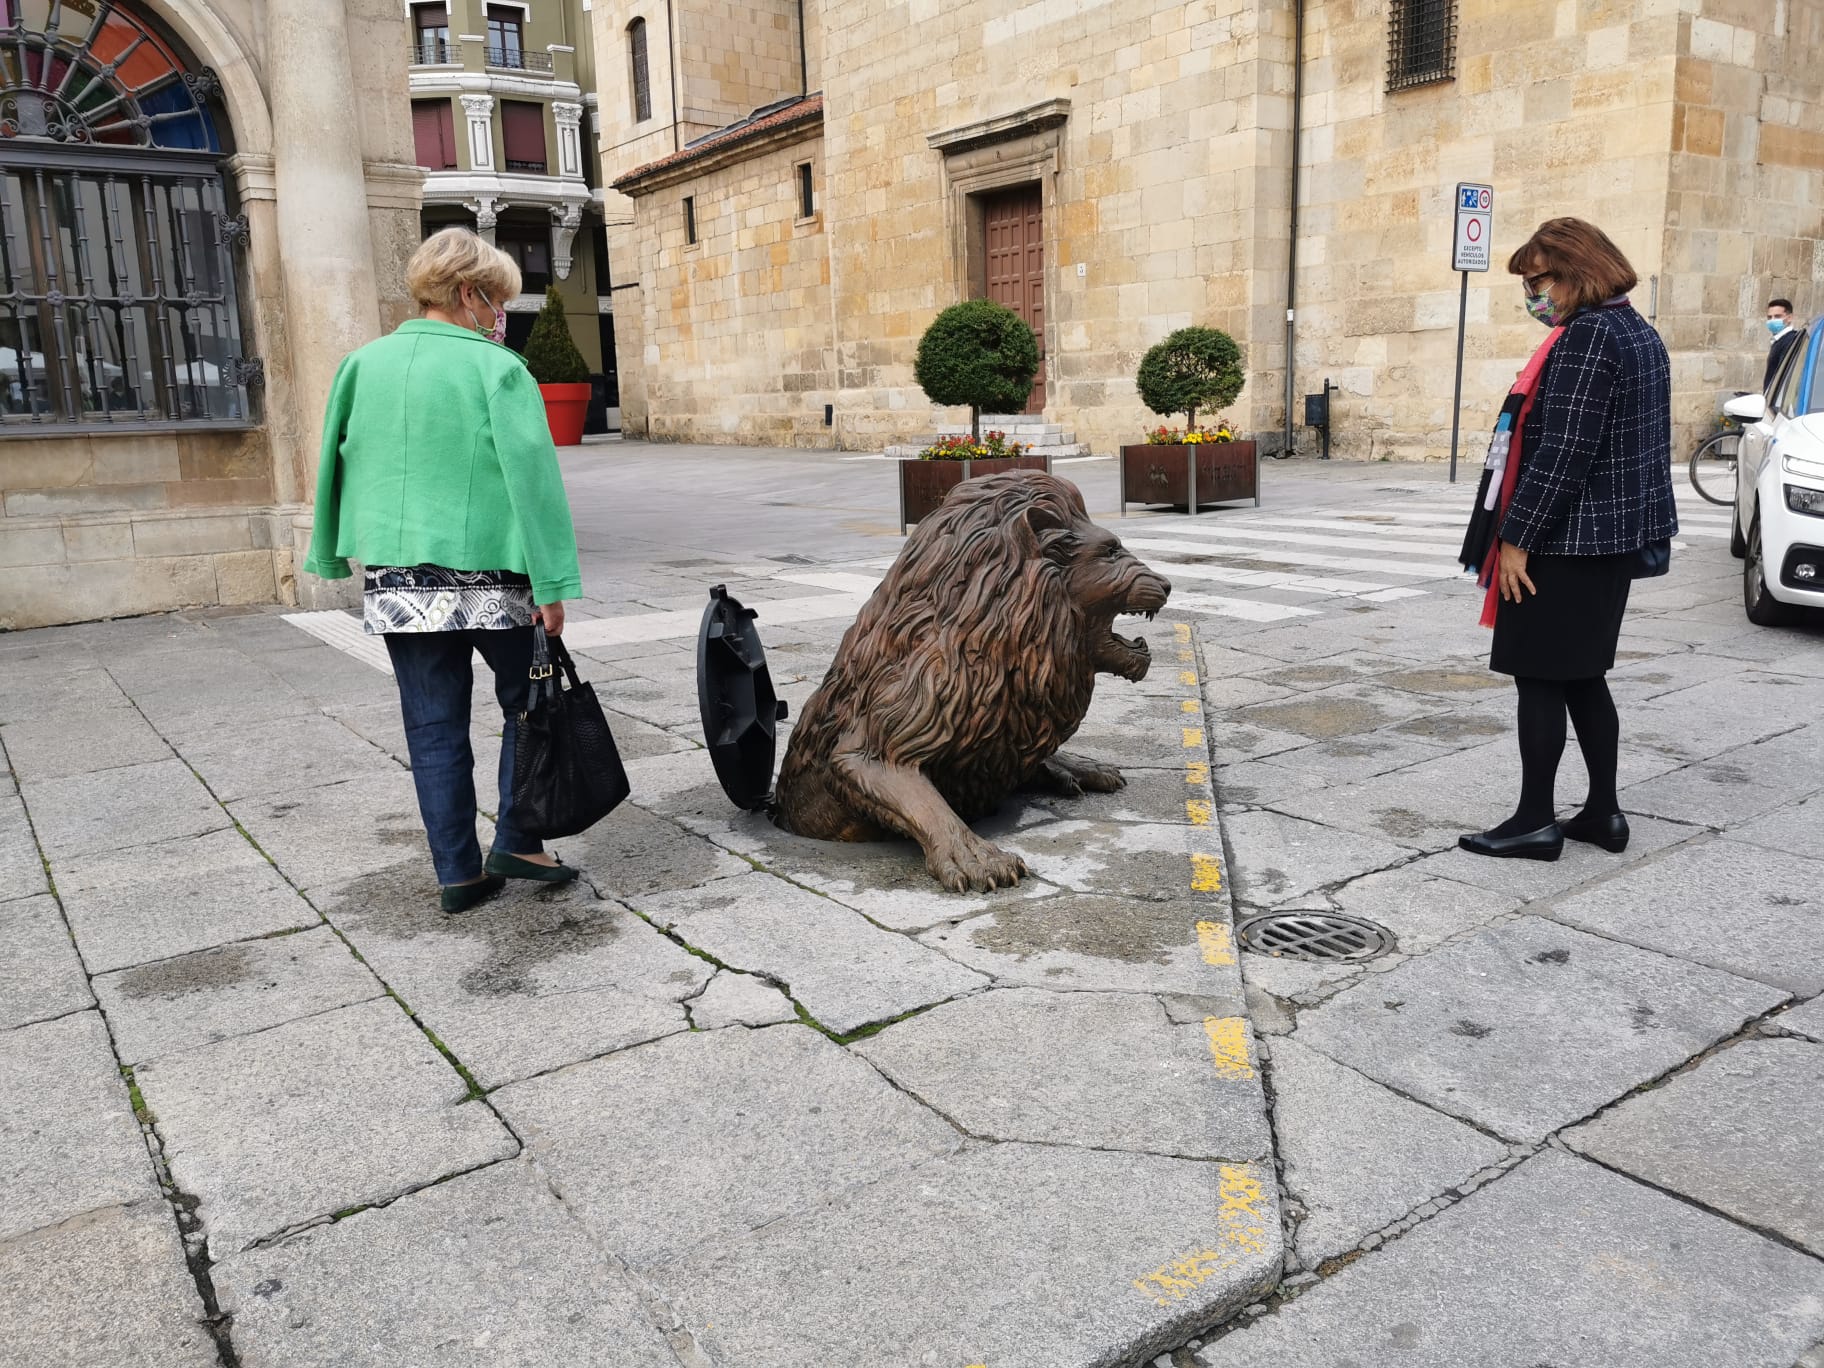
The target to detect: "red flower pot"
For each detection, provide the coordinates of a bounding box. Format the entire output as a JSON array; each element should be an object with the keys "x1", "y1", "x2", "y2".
[{"x1": 539, "y1": 382, "x2": 591, "y2": 447}]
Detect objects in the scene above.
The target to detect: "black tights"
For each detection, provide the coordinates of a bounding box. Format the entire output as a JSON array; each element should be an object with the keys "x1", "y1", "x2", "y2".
[{"x1": 1491, "y1": 675, "x2": 1621, "y2": 836}]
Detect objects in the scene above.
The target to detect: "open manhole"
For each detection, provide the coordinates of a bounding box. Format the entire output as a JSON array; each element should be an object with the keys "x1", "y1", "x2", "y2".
[{"x1": 1236, "y1": 912, "x2": 1394, "y2": 962}]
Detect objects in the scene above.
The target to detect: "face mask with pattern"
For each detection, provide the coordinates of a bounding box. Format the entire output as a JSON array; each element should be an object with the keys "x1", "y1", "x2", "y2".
[
  {"x1": 468, "y1": 292, "x2": 507, "y2": 344},
  {"x1": 1525, "y1": 289, "x2": 1567, "y2": 328}
]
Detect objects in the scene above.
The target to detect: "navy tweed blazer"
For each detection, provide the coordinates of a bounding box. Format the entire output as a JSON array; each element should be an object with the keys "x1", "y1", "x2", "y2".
[{"x1": 1499, "y1": 302, "x2": 1678, "y2": 556}]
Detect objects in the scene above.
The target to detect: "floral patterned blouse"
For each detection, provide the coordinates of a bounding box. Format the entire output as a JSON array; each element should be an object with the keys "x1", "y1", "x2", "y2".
[{"x1": 362, "y1": 565, "x2": 535, "y2": 634}]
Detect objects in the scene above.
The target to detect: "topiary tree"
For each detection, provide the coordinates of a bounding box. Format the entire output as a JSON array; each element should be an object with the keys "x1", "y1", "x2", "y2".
[
  {"x1": 913, "y1": 298, "x2": 1039, "y2": 440},
  {"x1": 1136, "y1": 326, "x2": 1245, "y2": 432},
  {"x1": 522, "y1": 285, "x2": 591, "y2": 386}
]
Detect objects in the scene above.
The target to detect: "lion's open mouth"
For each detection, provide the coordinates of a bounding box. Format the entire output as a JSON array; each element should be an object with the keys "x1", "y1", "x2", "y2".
[{"x1": 1098, "y1": 609, "x2": 1157, "y2": 681}]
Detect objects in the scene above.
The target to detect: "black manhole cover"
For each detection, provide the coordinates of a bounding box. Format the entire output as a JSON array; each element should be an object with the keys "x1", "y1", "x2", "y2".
[{"x1": 1236, "y1": 912, "x2": 1394, "y2": 962}]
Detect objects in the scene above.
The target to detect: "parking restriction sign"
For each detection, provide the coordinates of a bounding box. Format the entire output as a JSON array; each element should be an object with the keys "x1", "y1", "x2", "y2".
[{"x1": 1452, "y1": 182, "x2": 1493, "y2": 272}]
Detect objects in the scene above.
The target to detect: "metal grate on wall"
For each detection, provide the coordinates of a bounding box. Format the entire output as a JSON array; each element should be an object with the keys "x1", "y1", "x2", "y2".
[
  {"x1": 0, "y1": 144, "x2": 257, "y2": 433},
  {"x1": 1386, "y1": 0, "x2": 1457, "y2": 92}
]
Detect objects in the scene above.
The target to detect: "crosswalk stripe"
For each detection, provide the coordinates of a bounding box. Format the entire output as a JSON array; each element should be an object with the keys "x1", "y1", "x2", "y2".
[
  {"x1": 1217, "y1": 516, "x2": 1473, "y2": 541},
  {"x1": 1122, "y1": 536, "x2": 1462, "y2": 579},
  {"x1": 564, "y1": 590, "x2": 870, "y2": 648},
  {"x1": 1166, "y1": 591, "x2": 1321, "y2": 622},
  {"x1": 1142, "y1": 522, "x2": 1464, "y2": 557},
  {"x1": 1135, "y1": 558, "x2": 1413, "y2": 599}
]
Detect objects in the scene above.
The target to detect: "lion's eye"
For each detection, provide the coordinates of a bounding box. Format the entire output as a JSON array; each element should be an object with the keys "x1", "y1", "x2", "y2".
[{"x1": 1103, "y1": 544, "x2": 1120, "y2": 557}]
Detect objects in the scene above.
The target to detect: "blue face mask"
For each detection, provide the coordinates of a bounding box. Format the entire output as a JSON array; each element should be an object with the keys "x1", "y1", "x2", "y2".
[{"x1": 1768, "y1": 318, "x2": 1789, "y2": 336}]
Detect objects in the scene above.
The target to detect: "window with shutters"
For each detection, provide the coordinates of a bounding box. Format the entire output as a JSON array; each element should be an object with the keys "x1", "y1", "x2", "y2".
[
  {"x1": 411, "y1": 100, "x2": 457, "y2": 170},
  {"x1": 1387, "y1": 0, "x2": 1456, "y2": 90},
  {"x1": 500, "y1": 101, "x2": 547, "y2": 173},
  {"x1": 628, "y1": 19, "x2": 652, "y2": 123},
  {"x1": 411, "y1": 4, "x2": 450, "y2": 64}
]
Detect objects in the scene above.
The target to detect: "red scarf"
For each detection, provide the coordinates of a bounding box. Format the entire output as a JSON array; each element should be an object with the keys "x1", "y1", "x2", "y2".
[{"x1": 1478, "y1": 326, "x2": 1565, "y2": 627}]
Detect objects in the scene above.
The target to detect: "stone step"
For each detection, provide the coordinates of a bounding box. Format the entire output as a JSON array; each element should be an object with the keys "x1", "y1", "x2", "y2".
[
  {"x1": 935, "y1": 424, "x2": 1075, "y2": 442},
  {"x1": 882, "y1": 442, "x2": 1093, "y2": 461}
]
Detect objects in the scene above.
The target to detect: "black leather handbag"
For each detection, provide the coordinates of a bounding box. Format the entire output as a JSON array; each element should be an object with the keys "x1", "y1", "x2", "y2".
[
  {"x1": 510, "y1": 625, "x2": 630, "y2": 839},
  {"x1": 1625, "y1": 537, "x2": 1671, "y2": 579}
]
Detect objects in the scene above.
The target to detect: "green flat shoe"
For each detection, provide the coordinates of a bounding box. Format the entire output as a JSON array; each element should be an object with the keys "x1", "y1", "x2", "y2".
[
  {"x1": 485, "y1": 852, "x2": 580, "y2": 885},
  {"x1": 441, "y1": 873, "x2": 506, "y2": 914}
]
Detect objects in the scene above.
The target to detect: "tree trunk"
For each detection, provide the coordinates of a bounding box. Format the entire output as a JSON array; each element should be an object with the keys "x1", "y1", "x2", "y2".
[
  {"x1": 1187, "y1": 406, "x2": 1198, "y2": 431},
  {"x1": 970, "y1": 405, "x2": 981, "y2": 441}
]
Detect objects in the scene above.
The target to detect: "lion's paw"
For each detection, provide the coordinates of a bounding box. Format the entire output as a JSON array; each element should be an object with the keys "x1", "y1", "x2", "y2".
[
  {"x1": 928, "y1": 837, "x2": 1029, "y2": 893},
  {"x1": 1048, "y1": 753, "x2": 1125, "y2": 794}
]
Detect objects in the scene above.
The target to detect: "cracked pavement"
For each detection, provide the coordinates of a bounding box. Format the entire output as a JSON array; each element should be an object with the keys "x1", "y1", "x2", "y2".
[{"x1": 2, "y1": 449, "x2": 1822, "y2": 1367}]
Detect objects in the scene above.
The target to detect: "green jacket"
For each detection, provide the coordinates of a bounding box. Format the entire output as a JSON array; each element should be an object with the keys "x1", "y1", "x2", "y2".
[{"x1": 303, "y1": 319, "x2": 583, "y2": 604}]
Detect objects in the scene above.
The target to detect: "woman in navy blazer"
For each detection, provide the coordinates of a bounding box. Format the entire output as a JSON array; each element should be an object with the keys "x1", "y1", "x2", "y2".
[{"x1": 1462, "y1": 218, "x2": 1676, "y2": 862}]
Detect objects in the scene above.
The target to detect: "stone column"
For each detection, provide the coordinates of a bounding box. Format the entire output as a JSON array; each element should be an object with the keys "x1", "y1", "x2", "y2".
[
  {"x1": 264, "y1": 0, "x2": 383, "y2": 525},
  {"x1": 462, "y1": 94, "x2": 497, "y2": 172}
]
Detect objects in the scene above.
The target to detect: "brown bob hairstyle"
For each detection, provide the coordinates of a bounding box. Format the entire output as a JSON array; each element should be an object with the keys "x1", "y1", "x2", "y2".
[{"x1": 1506, "y1": 218, "x2": 1638, "y2": 312}]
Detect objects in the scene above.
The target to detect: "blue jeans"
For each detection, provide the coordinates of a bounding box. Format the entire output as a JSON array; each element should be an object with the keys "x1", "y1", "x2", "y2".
[{"x1": 385, "y1": 628, "x2": 543, "y2": 885}]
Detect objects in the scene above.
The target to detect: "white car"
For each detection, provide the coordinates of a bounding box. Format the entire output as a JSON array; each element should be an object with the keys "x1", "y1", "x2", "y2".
[{"x1": 1726, "y1": 315, "x2": 1824, "y2": 625}]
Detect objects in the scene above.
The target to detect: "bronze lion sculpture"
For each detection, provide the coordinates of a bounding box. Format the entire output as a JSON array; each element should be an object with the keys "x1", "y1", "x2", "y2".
[{"x1": 773, "y1": 469, "x2": 1171, "y2": 892}]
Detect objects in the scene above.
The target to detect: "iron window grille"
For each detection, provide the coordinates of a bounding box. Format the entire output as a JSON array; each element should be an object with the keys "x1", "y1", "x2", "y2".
[
  {"x1": 486, "y1": 46, "x2": 552, "y2": 72},
  {"x1": 1387, "y1": 0, "x2": 1456, "y2": 92},
  {"x1": 0, "y1": 3, "x2": 258, "y2": 434},
  {"x1": 629, "y1": 19, "x2": 651, "y2": 123}
]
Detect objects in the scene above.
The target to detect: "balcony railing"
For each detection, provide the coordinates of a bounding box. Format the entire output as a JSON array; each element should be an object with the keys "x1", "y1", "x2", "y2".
[
  {"x1": 486, "y1": 46, "x2": 553, "y2": 72},
  {"x1": 503, "y1": 159, "x2": 548, "y2": 173},
  {"x1": 412, "y1": 38, "x2": 452, "y2": 64}
]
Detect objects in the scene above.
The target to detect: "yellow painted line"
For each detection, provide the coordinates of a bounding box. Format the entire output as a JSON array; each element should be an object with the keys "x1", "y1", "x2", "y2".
[
  {"x1": 1195, "y1": 919, "x2": 1235, "y2": 966},
  {"x1": 1179, "y1": 669, "x2": 1199, "y2": 687},
  {"x1": 1185, "y1": 760, "x2": 1210, "y2": 786},
  {"x1": 1132, "y1": 1166, "x2": 1271, "y2": 1306},
  {"x1": 1174, "y1": 622, "x2": 1192, "y2": 643},
  {"x1": 1205, "y1": 1016, "x2": 1255, "y2": 1080},
  {"x1": 1190, "y1": 851, "x2": 1222, "y2": 892},
  {"x1": 1186, "y1": 798, "x2": 1212, "y2": 826},
  {"x1": 1182, "y1": 727, "x2": 1204, "y2": 749},
  {"x1": 1176, "y1": 648, "x2": 1195, "y2": 664},
  {"x1": 1180, "y1": 698, "x2": 1200, "y2": 715}
]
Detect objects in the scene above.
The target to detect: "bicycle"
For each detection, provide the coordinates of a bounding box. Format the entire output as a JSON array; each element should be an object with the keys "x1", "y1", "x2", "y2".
[{"x1": 1687, "y1": 395, "x2": 1746, "y2": 506}]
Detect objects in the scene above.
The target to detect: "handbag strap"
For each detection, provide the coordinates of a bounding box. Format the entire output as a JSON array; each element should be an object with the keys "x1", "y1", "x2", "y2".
[
  {"x1": 527, "y1": 623, "x2": 583, "y2": 704},
  {"x1": 546, "y1": 633, "x2": 584, "y2": 690}
]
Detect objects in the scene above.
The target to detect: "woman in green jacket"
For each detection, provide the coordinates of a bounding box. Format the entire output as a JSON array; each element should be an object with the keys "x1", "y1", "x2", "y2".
[{"x1": 305, "y1": 227, "x2": 584, "y2": 912}]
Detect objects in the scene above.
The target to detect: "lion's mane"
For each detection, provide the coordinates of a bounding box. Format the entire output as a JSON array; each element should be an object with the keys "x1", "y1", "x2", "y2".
[{"x1": 774, "y1": 471, "x2": 1099, "y2": 834}]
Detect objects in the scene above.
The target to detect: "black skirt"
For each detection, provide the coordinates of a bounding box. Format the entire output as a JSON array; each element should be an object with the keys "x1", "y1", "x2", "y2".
[{"x1": 1489, "y1": 552, "x2": 1632, "y2": 680}]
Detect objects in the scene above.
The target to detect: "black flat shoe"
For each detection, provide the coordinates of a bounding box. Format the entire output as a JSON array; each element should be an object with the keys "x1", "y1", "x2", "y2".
[
  {"x1": 1561, "y1": 810, "x2": 1629, "y2": 853},
  {"x1": 1458, "y1": 823, "x2": 1564, "y2": 861},
  {"x1": 441, "y1": 874, "x2": 506, "y2": 913},
  {"x1": 486, "y1": 852, "x2": 580, "y2": 885}
]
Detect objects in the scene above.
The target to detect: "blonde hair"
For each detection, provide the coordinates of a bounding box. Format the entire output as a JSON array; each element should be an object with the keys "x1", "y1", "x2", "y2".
[{"x1": 406, "y1": 226, "x2": 522, "y2": 314}]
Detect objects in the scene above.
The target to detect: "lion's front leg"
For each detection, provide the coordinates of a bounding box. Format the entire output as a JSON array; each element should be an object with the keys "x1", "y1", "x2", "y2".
[
  {"x1": 1028, "y1": 750, "x2": 1126, "y2": 797},
  {"x1": 830, "y1": 737, "x2": 1029, "y2": 893}
]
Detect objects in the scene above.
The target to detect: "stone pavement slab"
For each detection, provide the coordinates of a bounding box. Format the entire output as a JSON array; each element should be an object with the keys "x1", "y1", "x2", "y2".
[
  {"x1": 135, "y1": 996, "x2": 517, "y2": 1257},
  {"x1": 496, "y1": 1025, "x2": 959, "y2": 1270},
  {"x1": 1400, "y1": 811, "x2": 1701, "y2": 901},
  {"x1": 1000, "y1": 819, "x2": 1210, "y2": 896},
  {"x1": 1547, "y1": 838, "x2": 1824, "y2": 995},
  {"x1": 633, "y1": 872, "x2": 988, "y2": 1034},
  {"x1": 1264, "y1": 1039, "x2": 1508, "y2": 1268},
  {"x1": 327, "y1": 870, "x2": 709, "y2": 1087},
  {"x1": 1217, "y1": 808, "x2": 1413, "y2": 907},
  {"x1": 22, "y1": 757, "x2": 229, "y2": 859},
  {"x1": 0, "y1": 792, "x2": 48, "y2": 903},
  {"x1": 0, "y1": 894, "x2": 92, "y2": 1029},
  {"x1": 1321, "y1": 866, "x2": 1519, "y2": 959},
  {"x1": 214, "y1": 1161, "x2": 683, "y2": 1368},
  {"x1": 1620, "y1": 731, "x2": 1823, "y2": 830},
  {"x1": 0, "y1": 664, "x2": 129, "y2": 726},
  {"x1": 855, "y1": 988, "x2": 1271, "y2": 1159},
  {"x1": 1730, "y1": 790, "x2": 1824, "y2": 861},
  {"x1": 178, "y1": 714, "x2": 399, "y2": 803},
  {"x1": 56, "y1": 827, "x2": 318, "y2": 974},
  {"x1": 0, "y1": 1012, "x2": 157, "y2": 1242},
  {"x1": 93, "y1": 926, "x2": 383, "y2": 1064},
  {"x1": 1193, "y1": 1149, "x2": 1824, "y2": 1368},
  {"x1": 228, "y1": 771, "x2": 429, "y2": 893},
  {"x1": 918, "y1": 892, "x2": 1244, "y2": 998},
  {"x1": 1292, "y1": 916, "x2": 1787, "y2": 1141},
  {"x1": 1777, "y1": 994, "x2": 1824, "y2": 1042},
  {"x1": 687, "y1": 969, "x2": 797, "y2": 1028},
  {"x1": 1568, "y1": 1037, "x2": 1824, "y2": 1256},
  {"x1": 0, "y1": 1199, "x2": 217, "y2": 1368},
  {"x1": 0, "y1": 707, "x2": 172, "y2": 782},
  {"x1": 564, "y1": 802, "x2": 750, "y2": 900},
  {"x1": 653, "y1": 1144, "x2": 1280, "y2": 1368}
]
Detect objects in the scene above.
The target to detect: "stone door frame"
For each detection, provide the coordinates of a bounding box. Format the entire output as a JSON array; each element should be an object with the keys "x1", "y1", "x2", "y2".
[{"x1": 928, "y1": 99, "x2": 1069, "y2": 417}]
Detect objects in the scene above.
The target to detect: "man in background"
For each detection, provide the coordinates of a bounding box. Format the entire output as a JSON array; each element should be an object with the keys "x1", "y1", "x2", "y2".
[{"x1": 1765, "y1": 298, "x2": 1800, "y2": 389}]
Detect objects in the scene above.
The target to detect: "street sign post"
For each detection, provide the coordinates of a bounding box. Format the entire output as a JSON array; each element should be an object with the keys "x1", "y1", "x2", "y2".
[{"x1": 1448, "y1": 182, "x2": 1492, "y2": 483}]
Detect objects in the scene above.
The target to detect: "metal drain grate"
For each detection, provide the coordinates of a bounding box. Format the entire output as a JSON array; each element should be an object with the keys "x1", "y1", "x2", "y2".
[{"x1": 1236, "y1": 912, "x2": 1394, "y2": 962}]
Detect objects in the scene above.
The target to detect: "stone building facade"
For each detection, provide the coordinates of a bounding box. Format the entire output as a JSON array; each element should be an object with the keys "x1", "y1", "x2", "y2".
[
  {"x1": 0, "y1": 0, "x2": 424, "y2": 630},
  {"x1": 407, "y1": 0, "x2": 618, "y2": 392},
  {"x1": 597, "y1": 0, "x2": 1824, "y2": 461}
]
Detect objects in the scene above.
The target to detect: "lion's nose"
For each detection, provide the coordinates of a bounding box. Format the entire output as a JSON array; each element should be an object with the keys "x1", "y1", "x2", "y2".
[{"x1": 1129, "y1": 569, "x2": 1171, "y2": 612}]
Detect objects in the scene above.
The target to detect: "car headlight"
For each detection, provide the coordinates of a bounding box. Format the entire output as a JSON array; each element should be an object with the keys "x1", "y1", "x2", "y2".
[
  {"x1": 1787, "y1": 484, "x2": 1824, "y2": 518},
  {"x1": 1783, "y1": 452, "x2": 1824, "y2": 481}
]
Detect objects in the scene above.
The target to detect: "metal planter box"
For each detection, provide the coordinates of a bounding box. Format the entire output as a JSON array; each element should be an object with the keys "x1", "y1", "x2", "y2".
[
  {"x1": 898, "y1": 454, "x2": 1052, "y2": 533},
  {"x1": 1118, "y1": 442, "x2": 1258, "y2": 514}
]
